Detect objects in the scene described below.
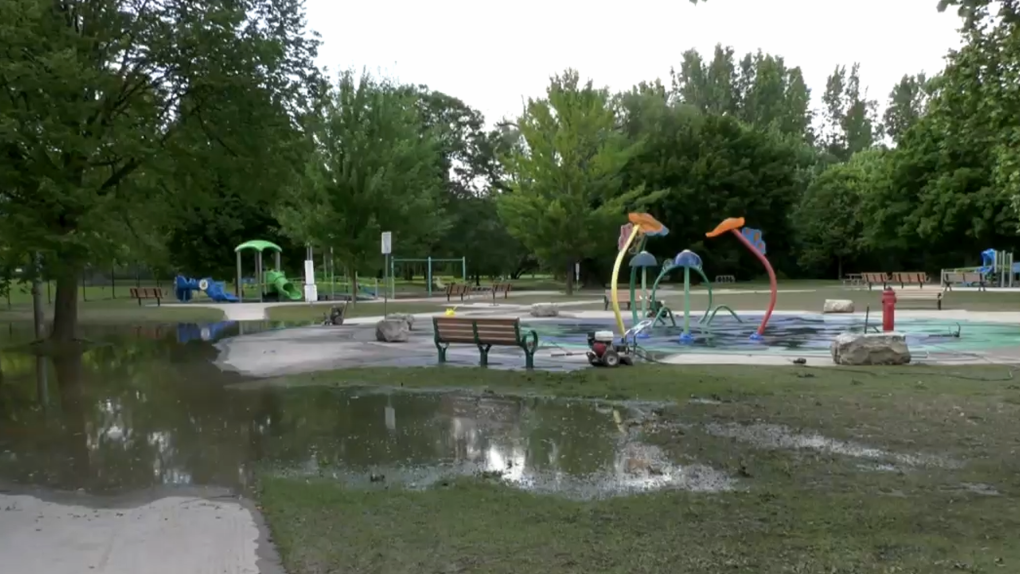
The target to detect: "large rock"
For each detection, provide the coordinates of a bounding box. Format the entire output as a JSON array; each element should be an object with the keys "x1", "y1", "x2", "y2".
[
  {"x1": 830, "y1": 332, "x2": 911, "y2": 365},
  {"x1": 823, "y1": 299, "x2": 855, "y2": 314},
  {"x1": 386, "y1": 313, "x2": 414, "y2": 330},
  {"x1": 530, "y1": 303, "x2": 559, "y2": 317},
  {"x1": 375, "y1": 319, "x2": 409, "y2": 342}
]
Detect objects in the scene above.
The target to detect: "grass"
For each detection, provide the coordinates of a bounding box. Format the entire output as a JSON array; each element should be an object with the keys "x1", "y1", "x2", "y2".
[
  {"x1": 0, "y1": 296, "x2": 225, "y2": 324},
  {"x1": 258, "y1": 364, "x2": 1020, "y2": 573}
]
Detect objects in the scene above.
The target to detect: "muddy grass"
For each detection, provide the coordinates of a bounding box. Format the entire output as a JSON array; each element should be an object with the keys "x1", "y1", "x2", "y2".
[{"x1": 257, "y1": 364, "x2": 1020, "y2": 573}]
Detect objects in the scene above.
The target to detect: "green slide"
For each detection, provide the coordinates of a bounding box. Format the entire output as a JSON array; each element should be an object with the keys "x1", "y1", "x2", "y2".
[{"x1": 264, "y1": 270, "x2": 303, "y2": 300}]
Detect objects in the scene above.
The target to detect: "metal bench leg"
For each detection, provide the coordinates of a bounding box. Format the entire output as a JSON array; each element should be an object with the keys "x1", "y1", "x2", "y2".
[
  {"x1": 477, "y1": 343, "x2": 492, "y2": 367},
  {"x1": 523, "y1": 348, "x2": 534, "y2": 369},
  {"x1": 435, "y1": 342, "x2": 449, "y2": 364}
]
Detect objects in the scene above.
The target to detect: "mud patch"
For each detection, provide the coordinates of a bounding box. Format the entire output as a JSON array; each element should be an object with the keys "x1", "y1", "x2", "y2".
[{"x1": 702, "y1": 422, "x2": 957, "y2": 469}]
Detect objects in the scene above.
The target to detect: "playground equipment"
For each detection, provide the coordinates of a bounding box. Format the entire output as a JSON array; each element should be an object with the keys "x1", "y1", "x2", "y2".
[
  {"x1": 612, "y1": 213, "x2": 670, "y2": 336},
  {"x1": 663, "y1": 251, "x2": 706, "y2": 342},
  {"x1": 174, "y1": 276, "x2": 239, "y2": 303},
  {"x1": 234, "y1": 240, "x2": 303, "y2": 302},
  {"x1": 389, "y1": 256, "x2": 467, "y2": 298},
  {"x1": 941, "y1": 248, "x2": 1019, "y2": 289},
  {"x1": 706, "y1": 217, "x2": 777, "y2": 340},
  {"x1": 980, "y1": 248, "x2": 1016, "y2": 287}
]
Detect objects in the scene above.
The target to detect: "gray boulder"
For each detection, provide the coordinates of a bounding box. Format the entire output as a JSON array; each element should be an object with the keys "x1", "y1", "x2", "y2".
[
  {"x1": 830, "y1": 332, "x2": 911, "y2": 365},
  {"x1": 375, "y1": 318, "x2": 409, "y2": 342},
  {"x1": 530, "y1": 303, "x2": 559, "y2": 317},
  {"x1": 386, "y1": 313, "x2": 415, "y2": 330},
  {"x1": 822, "y1": 299, "x2": 855, "y2": 314}
]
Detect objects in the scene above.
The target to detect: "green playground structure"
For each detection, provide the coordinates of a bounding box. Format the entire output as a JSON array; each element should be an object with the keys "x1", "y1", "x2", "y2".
[{"x1": 264, "y1": 269, "x2": 302, "y2": 300}]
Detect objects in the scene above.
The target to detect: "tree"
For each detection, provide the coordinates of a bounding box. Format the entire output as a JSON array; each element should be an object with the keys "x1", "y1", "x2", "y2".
[
  {"x1": 274, "y1": 72, "x2": 448, "y2": 294},
  {"x1": 794, "y1": 153, "x2": 883, "y2": 276},
  {"x1": 0, "y1": 0, "x2": 317, "y2": 340},
  {"x1": 497, "y1": 70, "x2": 647, "y2": 294},
  {"x1": 820, "y1": 64, "x2": 881, "y2": 161},
  {"x1": 883, "y1": 74, "x2": 931, "y2": 143}
]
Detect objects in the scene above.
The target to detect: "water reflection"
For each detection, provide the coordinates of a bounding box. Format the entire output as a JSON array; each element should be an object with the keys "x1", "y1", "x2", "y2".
[{"x1": 0, "y1": 322, "x2": 731, "y2": 499}]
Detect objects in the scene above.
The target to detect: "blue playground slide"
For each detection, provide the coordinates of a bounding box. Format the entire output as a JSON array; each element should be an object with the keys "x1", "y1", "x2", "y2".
[
  {"x1": 175, "y1": 275, "x2": 239, "y2": 303},
  {"x1": 177, "y1": 321, "x2": 237, "y2": 344}
]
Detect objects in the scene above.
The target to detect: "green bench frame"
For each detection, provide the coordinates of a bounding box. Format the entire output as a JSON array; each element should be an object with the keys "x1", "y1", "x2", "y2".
[{"x1": 433, "y1": 316, "x2": 539, "y2": 368}]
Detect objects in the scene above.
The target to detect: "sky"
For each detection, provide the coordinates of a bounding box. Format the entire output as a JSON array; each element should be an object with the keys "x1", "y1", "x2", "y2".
[{"x1": 306, "y1": 0, "x2": 964, "y2": 125}]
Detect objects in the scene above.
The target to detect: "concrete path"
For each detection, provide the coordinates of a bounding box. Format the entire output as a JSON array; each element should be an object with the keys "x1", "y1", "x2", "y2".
[{"x1": 0, "y1": 492, "x2": 274, "y2": 574}]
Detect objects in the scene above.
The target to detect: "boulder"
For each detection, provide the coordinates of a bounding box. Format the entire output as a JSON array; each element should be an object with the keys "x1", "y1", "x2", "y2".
[
  {"x1": 375, "y1": 318, "x2": 409, "y2": 343},
  {"x1": 830, "y1": 332, "x2": 911, "y2": 365},
  {"x1": 530, "y1": 303, "x2": 559, "y2": 317},
  {"x1": 823, "y1": 299, "x2": 855, "y2": 314},
  {"x1": 386, "y1": 313, "x2": 415, "y2": 330}
]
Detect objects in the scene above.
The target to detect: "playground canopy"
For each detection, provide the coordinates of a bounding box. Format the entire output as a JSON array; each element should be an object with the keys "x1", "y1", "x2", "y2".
[
  {"x1": 235, "y1": 240, "x2": 282, "y2": 253},
  {"x1": 235, "y1": 239, "x2": 283, "y2": 302}
]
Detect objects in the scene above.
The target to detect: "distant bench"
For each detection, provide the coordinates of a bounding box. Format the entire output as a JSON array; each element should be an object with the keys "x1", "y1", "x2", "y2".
[
  {"x1": 890, "y1": 271, "x2": 929, "y2": 288},
  {"x1": 444, "y1": 282, "x2": 513, "y2": 302},
  {"x1": 432, "y1": 316, "x2": 538, "y2": 368},
  {"x1": 894, "y1": 289, "x2": 943, "y2": 310},
  {"x1": 942, "y1": 271, "x2": 986, "y2": 291},
  {"x1": 129, "y1": 287, "x2": 165, "y2": 306},
  {"x1": 715, "y1": 275, "x2": 735, "y2": 283},
  {"x1": 603, "y1": 289, "x2": 654, "y2": 311}
]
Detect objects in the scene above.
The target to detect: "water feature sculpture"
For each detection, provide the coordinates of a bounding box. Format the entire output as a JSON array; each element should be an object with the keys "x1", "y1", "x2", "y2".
[
  {"x1": 611, "y1": 213, "x2": 669, "y2": 337},
  {"x1": 706, "y1": 217, "x2": 777, "y2": 340}
]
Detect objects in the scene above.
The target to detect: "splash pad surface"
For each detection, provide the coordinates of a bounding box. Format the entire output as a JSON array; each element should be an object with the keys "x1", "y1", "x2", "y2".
[{"x1": 525, "y1": 314, "x2": 1020, "y2": 357}]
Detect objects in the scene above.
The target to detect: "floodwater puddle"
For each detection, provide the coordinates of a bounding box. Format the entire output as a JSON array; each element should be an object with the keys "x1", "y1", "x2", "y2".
[
  {"x1": 702, "y1": 422, "x2": 957, "y2": 469},
  {"x1": 0, "y1": 322, "x2": 733, "y2": 499},
  {"x1": 263, "y1": 392, "x2": 735, "y2": 498}
]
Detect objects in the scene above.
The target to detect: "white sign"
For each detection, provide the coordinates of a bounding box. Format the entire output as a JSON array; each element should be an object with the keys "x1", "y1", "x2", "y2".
[
  {"x1": 381, "y1": 231, "x2": 392, "y2": 254},
  {"x1": 303, "y1": 259, "x2": 315, "y2": 285},
  {"x1": 574, "y1": 262, "x2": 580, "y2": 281},
  {"x1": 303, "y1": 284, "x2": 318, "y2": 302}
]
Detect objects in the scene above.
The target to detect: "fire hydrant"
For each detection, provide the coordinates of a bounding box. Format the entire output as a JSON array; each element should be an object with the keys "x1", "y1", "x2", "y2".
[{"x1": 881, "y1": 288, "x2": 897, "y2": 332}]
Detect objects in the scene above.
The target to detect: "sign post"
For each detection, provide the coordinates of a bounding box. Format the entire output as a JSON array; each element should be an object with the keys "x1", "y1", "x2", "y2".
[{"x1": 381, "y1": 232, "x2": 392, "y2": 316}]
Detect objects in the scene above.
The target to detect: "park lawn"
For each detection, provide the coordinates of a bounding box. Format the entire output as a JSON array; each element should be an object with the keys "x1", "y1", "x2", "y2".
[
  {"x1": 257, "y1": 364, "x2": 1020, "y2": 574},
  {"x1": 0, "y1": 297, "x2": 225, "y2": 324}
]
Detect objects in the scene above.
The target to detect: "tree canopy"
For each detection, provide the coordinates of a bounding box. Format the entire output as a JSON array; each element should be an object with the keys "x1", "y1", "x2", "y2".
[{"x1": 2, "y1": 0, "x2": 1017, "y2": 338}]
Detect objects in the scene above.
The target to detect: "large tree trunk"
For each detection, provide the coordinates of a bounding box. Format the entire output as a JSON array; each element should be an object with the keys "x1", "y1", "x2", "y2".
[
  {"x1": 564, "y1": 260, "x2": 575, "y2": 295},
  {"x1": 50, "y1": 265, "x2": 80, "y2": 342}
]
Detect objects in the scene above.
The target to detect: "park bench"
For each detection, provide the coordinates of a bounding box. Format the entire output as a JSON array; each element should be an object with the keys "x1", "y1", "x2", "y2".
[
  {"x1": 842, "y1": 273, "x2": 862, "y2": 288},
  {"x1": 603, "y1": 289, "x2": 648, "y2": 310},
  {"x1": 491, "y1": 282, "x2": 512, "y2": 300},
  {"x1": 890, "y1": 271, "x2": 929, "y2": 288},
  {"x1": 715, "y1": 275, "x2": 735, "y2": 283},
  {"x1": 893, "y1": 288, "x2": 943, "y2": 310},
  {"x1": 942, "y1": 271, "x2": 986, "y2": 291},
  {"x1": 445, "y1": 283, "x2": 470, "y2": 301},
  {"x1": 432, "y1": 316, "x2": 539, "y2": 368},
  {"x1": 129, "y1": 287, "x2": 165, "y2": 306},
  {"x1": 861, "y1": 272, "x2": 889, "y2": 290}
]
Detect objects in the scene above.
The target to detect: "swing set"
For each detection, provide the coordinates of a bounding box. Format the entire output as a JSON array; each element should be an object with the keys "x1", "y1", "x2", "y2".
[{"x1": 389, "y1": 256, "x2": 466, "y2": 298}]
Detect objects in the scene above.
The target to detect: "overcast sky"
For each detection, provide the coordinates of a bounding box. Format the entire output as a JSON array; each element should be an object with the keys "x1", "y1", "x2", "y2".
[{"x1": 306, "y1": 0, "x2": 963, "y2": 125}]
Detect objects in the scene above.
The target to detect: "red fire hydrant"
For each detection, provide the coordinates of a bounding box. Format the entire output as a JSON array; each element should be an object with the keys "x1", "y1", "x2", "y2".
[{"x1": 881, "y1": 288, "x2": 897, "y2": 332}]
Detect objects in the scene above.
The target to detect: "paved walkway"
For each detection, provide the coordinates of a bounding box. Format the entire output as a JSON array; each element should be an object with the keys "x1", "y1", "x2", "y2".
[{"x1": 0, "y1": 491, "x2": 277, "y2": 574}]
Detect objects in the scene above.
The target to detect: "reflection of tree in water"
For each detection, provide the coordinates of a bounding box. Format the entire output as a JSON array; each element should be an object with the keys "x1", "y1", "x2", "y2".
[{"x1": 0, "y1": 329, "x2": 270, "y2": 494}]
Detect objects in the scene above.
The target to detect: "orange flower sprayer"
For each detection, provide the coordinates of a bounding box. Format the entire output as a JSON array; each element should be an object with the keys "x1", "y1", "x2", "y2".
[{"x1": 705, "y1": 217, "x2": 777, "y2": 340}]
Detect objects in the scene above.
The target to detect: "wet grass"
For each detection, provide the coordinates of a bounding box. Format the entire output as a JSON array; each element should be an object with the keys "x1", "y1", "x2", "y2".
[
  {"x1": 0, "y1": 297, "x2": 225, "y2": 324},
  {"x1": 258, "y1": 364, "x2": 1020, "y2": 573}
]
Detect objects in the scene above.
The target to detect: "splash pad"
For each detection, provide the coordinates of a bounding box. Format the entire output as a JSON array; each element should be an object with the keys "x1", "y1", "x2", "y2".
[{"x1": 527, "y1": 313, "x2": 1020, "y2": 359}]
